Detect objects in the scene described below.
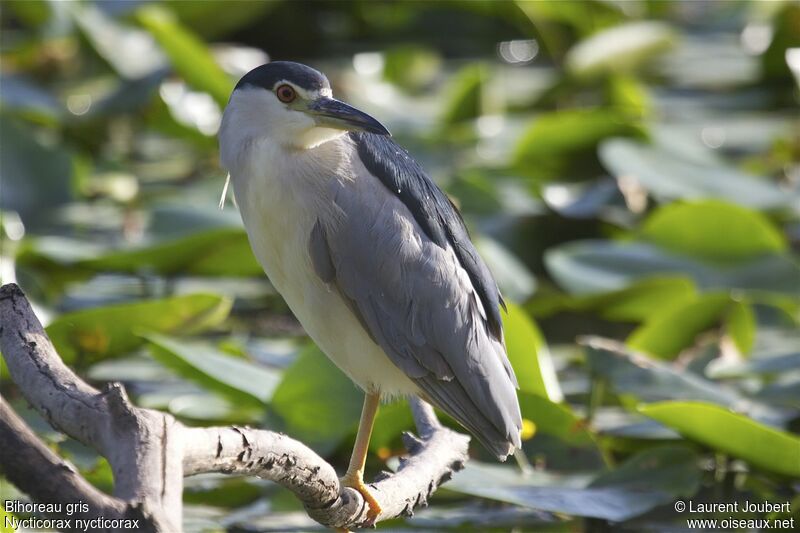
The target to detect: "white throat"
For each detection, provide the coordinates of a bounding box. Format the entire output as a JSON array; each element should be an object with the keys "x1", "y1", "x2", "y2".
[
  {"x1": 219, "y1": 87, "x2": 350, "y2": 173},
  {"x1": 296, "y1": 127, "x2": 348, "y2": 149}
]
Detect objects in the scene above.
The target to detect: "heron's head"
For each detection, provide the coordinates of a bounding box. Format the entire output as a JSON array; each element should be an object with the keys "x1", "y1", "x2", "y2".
[{"x1": 221, "y1": 61, "x2": 389, "y2": 151}]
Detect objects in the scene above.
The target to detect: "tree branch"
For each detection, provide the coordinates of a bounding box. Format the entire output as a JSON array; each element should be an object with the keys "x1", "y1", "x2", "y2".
[
  {"x1": 0, "y1": 397, "x2": 152, "y2": 533},
  {"x1": 0, "y1": 283, "x2": 470, "y2": 530}
]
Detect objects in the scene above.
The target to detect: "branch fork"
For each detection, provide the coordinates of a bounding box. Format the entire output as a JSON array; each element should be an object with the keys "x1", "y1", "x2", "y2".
[{"x1": 0, "y1": 283, "x2": 470, "y2": 531}]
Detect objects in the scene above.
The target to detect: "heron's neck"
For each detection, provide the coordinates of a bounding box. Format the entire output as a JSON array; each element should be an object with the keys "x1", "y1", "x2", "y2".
[
  {"x1": 226, "y1": 132, "x2": 354, "y2": 194},
  {"x1": 296, "y1": 127, "x2": 348, "y2": 150}
]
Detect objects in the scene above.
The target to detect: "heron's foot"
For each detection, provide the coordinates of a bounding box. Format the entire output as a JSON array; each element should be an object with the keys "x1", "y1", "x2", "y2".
[{"x1": 340, "y1": 470, "x2": 382, "y2": 523}]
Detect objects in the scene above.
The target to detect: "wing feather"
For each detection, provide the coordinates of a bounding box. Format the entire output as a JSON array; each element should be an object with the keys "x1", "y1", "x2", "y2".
[
  {"x1": 352, "y1": 132, "x2": 506, "y2": 340},
  {"x1": 309, "y1": 134, "x2": 522, "y2": 458}
]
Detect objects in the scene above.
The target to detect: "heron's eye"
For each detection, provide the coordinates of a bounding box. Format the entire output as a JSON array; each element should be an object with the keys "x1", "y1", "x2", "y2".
[{"x1": 276, "y1": 84, "x2": 296, "y2": 103}]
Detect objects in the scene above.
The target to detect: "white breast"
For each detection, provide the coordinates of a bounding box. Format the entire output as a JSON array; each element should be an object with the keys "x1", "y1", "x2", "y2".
[{"x1": 228, "y1": 136, "x2": 418, "y2": 397}]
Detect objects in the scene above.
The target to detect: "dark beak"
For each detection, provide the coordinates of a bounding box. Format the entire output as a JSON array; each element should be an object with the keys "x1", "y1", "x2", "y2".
[{"x1": 308, "y1": 97, "x2": 391, "y2": 136}]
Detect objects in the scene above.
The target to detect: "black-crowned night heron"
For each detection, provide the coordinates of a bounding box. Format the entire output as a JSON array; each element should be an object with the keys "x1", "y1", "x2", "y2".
[{"x1": 219, "y1": 61, "x2": 522, "y2": 520}]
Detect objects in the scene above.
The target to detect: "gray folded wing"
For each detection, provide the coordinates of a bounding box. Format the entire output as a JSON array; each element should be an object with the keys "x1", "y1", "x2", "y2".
[{"x1": 308, "y1": 133, "x2": 522, "y2": 459}]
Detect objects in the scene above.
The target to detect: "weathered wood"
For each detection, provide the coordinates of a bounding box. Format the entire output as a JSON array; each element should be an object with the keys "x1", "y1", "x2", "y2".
[{"x1": 0, "y1": 283, "x2": 470, "y2": 531}]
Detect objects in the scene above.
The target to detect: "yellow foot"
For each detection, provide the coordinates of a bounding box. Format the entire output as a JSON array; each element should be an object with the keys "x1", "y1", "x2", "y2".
[{"x1": 340, "y1": 471, "x2": 382, "y2": 524}]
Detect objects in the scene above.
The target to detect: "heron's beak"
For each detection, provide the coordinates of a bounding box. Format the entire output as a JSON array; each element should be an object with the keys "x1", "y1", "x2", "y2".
[{"x1": 308, "y1": 97, "x2": 390, "y2": 136}]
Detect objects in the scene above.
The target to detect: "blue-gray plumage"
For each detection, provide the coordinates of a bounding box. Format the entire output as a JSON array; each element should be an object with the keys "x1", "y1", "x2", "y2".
[
  {"x1": 311, "y1": 131, "x2": 520, "y2": 457},
  {"x1": 219, "y1": 61, "x2": 522, "y2": 519},
  {"x1": 352, "y1": 132, "x2": 507, "y2": 340}
]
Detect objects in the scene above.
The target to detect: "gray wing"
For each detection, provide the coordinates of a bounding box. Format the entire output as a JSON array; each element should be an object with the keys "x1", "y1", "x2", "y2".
[{"x1": 309, "y1": 136, "x2": 522, "y2": 459}]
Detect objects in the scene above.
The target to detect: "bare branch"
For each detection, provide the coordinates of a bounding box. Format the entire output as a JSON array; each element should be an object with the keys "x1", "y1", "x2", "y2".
[
  {"x1": 0, "y1": 283, "x2": 107, "y2": 450},
  {"x1": 181, "y1": 425, "x2": 340, "y2": 502},
  {"x1": 0, "y1": 397, "x2": 146, "y2": 533},
  {"x1": 0, "y1": 283, "x2": 470, "y2": 531},
  {"x1": 180, "y1": 405, "x2": 470, "y2": 529},
  {"x1": 0, "y1": 284, "x2": 180, "y2": 531}
]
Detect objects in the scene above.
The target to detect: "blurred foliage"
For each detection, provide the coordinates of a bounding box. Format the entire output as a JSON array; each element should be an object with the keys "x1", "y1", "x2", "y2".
[{"x1": 1, "y1": 0, "x2": 799, "y2": 531}]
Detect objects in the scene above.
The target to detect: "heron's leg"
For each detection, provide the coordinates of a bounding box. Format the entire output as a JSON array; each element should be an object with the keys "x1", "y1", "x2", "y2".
[{"x1": 340, "y1": 391, "x2": 382, "y2": 522}]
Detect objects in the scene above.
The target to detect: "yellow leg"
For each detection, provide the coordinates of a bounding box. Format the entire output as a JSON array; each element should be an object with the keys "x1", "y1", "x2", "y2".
[{"x1": 340, "y1": 391, "x2": 382, "y2": 523}]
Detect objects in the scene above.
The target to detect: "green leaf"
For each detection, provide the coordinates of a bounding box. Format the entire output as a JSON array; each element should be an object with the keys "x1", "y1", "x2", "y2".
[
  {"x1": 588, "y1": 444, "x2": 700, "y2": 496},
  {"x1": 383, "y1": 45, "x2": 442, "y2": 92},
  {"x1": 711, "y1": 351, "x2": 800, "y2": 380},
  {"x1": 0, "y1": 75, "x2": 63, "y2": 124},
  {"x1": 87, "y1": 355, "x2": 173, "y2": 382},
  {"x1": 639, "y1": 401, "x2": 800, "y2": 477},
  {"x1": 45, "y1": 294, "x2": 232, "y2": 364},
  {"x1": 370, "y1": 399, "x2": 414, "y2": 453},
  {"x1": 445, "y1": 445, "x2": 699, "y2": 521},
  {"x1": 72, "y1": 4, "x2": 166, "y2": 79},
  {"x1": 605, "y1": 74, "x2": 650, "y2": 117},
  {"x1": 627, "y1": 292, "x2": 731, "y2": 358},
  {"x1": 565, "y1": 21, "x2": 675, "y2": 79},
  {"x1": 599, "y1": 138, "x2": 796, "y2": 210},
  {"x1": 1, "y1": 503, "x2": 14, "y2": 533},
  {"x1": 166, "y1": 0, "x2": 276, "y2": 39},
  {"x1": 518, "y1": 392, "x2": 594, "y2": 448},
  {"x1": 529, "y1": 276, "x2": 697, "y2": 322},
  {"x1": 166, "y1": 392, "x2": 260, "y2": 424},
  {"x1": 184, "y1": 476, "x2": 263, "y2": 508},
  {"x1": 513, "y1": 108, "x2": 645, "y2": 181},
  {"x1": 270, "y1": 345, "x2": 363, "y2": 455},
  {"x1": 726, "y1": 301, "x2": 756, "y2": 356},
  {"x1": 440, "y1": 64, "x2": 487, "y2": 126},
  {"x1": 503, "y1": 303, "x2": 562, "y2": 401},
  {"x1": 514, "y1": 0, "x2": 624, "y2": 36},
  {"x1": 473, "y1": 237, "x2": 537, "y2": 303},
  {"x1": 3, "y1": 0, "x2": 50, "y2": 28},
  {"x1": 761, "y1": 3, "x2": 800, "y2": 85},
  {"x1": 144, "y1": 333, "x2": 280, "y2": 407},
  {"x1": 583, "y1": 337, "x2": 788, "y2": 426},
  {"x1": 707, "y1": 326, "x2": 800, "y2": 379},
  {"x1": 83, "y1": 227, "x2": 261, "y2": 277},
  {"x1": 641, "y1": 200, "x2": 786, "y2": 262},
  {"x1": 0, "y1": 118, "x2": 75, "y2": 223},
  {"x1": 17, "y1": 228, "x2": 262, "y2": 278},
  {"x1": 136, "y1": 5, "x2": 234, "y2": 107},
  {"x1": 545, "y1": 240, "x2": 800, "y2": 296}
]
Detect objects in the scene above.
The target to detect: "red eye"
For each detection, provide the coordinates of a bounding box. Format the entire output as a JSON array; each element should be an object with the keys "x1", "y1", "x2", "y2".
[{"x1": 276, "y1": 84, "x2": 296, "y2": 103}]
